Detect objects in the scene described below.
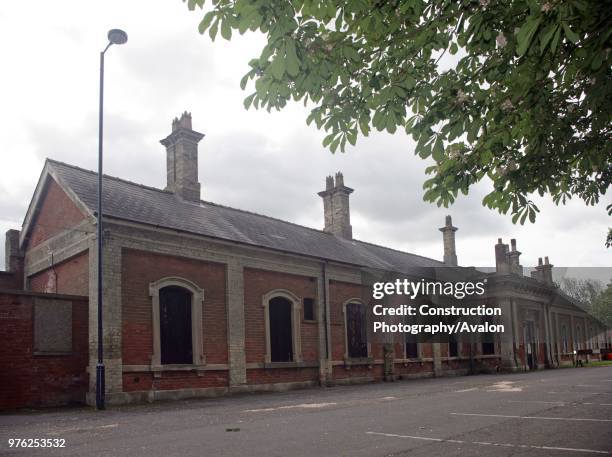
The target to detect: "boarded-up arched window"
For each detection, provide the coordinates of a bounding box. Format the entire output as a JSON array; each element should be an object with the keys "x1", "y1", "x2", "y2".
[
  {"x1": 346, "y1": 302, "x2": 368, "y2": 358},
  {"x1": 159, "y1": 286, "x2": 193, "y2": 365},
  {"x1": 448, "y1": 334, "x2": 459, "y2": 357},
  {"x1": 405, "y1": 333, "x2": 419, "y2": 359}
]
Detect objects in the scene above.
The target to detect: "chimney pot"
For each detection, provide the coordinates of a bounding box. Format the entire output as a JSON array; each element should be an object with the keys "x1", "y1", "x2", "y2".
[{"x1": 335, "y1": 171, "x2": 344, "y2": 187}]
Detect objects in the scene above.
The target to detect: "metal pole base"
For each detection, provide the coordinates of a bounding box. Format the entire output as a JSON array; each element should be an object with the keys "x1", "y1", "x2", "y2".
[{"x1": 96, "y1": 363, "x2": 105, "y2": 410}]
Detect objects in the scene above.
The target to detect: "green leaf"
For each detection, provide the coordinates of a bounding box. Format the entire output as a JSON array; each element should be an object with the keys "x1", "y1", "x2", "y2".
[
  {"x1": 516, "y1": 16, "x2": 542, "y2": 56},
  {"x1": 243, "y1": 93, "x2": 256, "y2": 110},
  {"x1": 198, "y1": 12, "x2": 215, "y2": 34},
  {"x1": 221, "y1": 20, "x2": 232, "y2": 40},
  {"x1": 285, "y1": 39, "x2": 300, "y2": 77},
  {"x1": 269, "y1": 54, "x2": 285, "y2": 79},
  {"x1": 539, "y1": 24, "x2": 558, "y2": 54},
  {"x1": 209, "y1": 19, "x2": 219, "y2": 41},
  {"x1": 591, "y1": 51, "x2": 603, "y2": 70},
  {"x1": 562, "y1": 22, "x2": 579, "y2": 44},
  {"x1": 323, "y1": 133, "x2": 335, "y2": 148},
  {"x1": 240, "y1": 73, "x2": 249, "y2": 90},
  {"x1": 432, "y1": 137, "x2": 444, "y2": 162},
  {"x1": 347, "y1": 130, "x2": 357, "y2": 146},
  {"x1": 550, "y1": 26, "x2": 561, "y2": 53}
]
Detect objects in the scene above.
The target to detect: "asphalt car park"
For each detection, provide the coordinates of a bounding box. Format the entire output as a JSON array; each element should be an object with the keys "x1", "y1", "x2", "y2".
[{"x1": 1, "y1": 366, "x2": 611, "y2": 456}]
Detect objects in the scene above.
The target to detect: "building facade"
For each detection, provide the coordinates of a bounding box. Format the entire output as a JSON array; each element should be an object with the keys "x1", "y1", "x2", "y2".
[{"x1": 0, "y1": 112, "x2": 609, "y2": 408}]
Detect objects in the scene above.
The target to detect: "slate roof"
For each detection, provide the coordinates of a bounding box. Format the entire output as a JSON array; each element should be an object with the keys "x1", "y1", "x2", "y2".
[{"x1": 47, "y1": 159, "x2": 445, "y2": 273}]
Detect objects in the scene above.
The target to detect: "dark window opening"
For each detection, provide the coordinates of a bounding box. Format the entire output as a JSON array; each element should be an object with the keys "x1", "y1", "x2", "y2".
[
  {"x1": 159, "y1": 286, "x2": 193, "y2": 365},
  {"x1": 269, "y1": 297, "x2": 293, "y2": 362},
  {"x1": 303, "y1": 297, "x2": 315, "y2": 321},
  {"x1": 346, "y1": 302, "x2": 368, "y2": 358},
  {"x1": 482, "y1": 332, "x2": 495, "y2": 355},
  {"x1": 405, "y1": 333, "x2": 418, "y2": 359},
  {"x1": 448, "y1": 335, "x2": 458, "y2": 357}
]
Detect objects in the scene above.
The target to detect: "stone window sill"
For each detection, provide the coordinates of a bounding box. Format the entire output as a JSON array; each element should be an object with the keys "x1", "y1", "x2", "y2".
[
  {"x1": 263, "y1": 361, "x2": 318, "y2": 369},
  {"x1": 394, "y1": 358, "x2": 427, "y2": 364},
  {"x1": 33, "y1": 351, "x2": 73, "y2": 357},
  {"x1": 151, "y1": 364, "x2": 207, "y2": 371},
  {"x1": 343, "y1": 357, "x2": 374, "y2": 367},
  {"x1": 151, "y1": 364, "x2": 208, "y2": 377},
  {"x1": 122, "y1": 364, "x2": 228, "y2": 374}
]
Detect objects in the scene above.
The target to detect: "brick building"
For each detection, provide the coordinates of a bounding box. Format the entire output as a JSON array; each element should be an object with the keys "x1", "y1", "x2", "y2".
[{"x1": 1, "y1": 112, "x2": 609, "y2": 408}]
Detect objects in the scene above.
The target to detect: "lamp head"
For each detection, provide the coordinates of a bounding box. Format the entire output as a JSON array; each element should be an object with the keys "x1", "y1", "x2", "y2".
[{"x1": 107, "y1": 29, "x2": 128, "y2": 45}]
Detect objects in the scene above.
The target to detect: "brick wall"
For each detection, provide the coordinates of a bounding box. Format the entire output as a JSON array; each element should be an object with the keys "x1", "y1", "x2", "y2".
[
  {"x1": 0, "y1": 291, "x2": 88, "y2": 410},
  {"x1": 29, "y1": 251, "x2": 89, "y2": 295},
  {"x1": 28, "y1": 178, "x2": 86, "y2": 249},
  {"x1": 247, "y1": 367, "x2": 318, "y2": 385},
  {"x1": 122, "y1": 371, "x2": 229, "y2": 392},
  {"x1": 244, "y1": 267, "x2": 319, "y2": 364},
  {"x1": 395, "y1": 361, "x2": 434, "y2": 377},
  {"x1": 121, "y1": 249, "x2": 228, "y2": 367},
  {"x1": 332, "y1": 364, "x2": 383, "y2": 381}
]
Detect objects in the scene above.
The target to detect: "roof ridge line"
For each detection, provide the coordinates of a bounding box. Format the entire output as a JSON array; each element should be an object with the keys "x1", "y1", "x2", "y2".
[
  {"x1": 46, "y1": 158, "x2": 443, "y2": 266},
  {"x1": 353, "y1": 238, "x2": 445, "y2": 265},
  {"x1": 47, "y1": 158, "x2": 337, "y2": 237},
  {"x1": 46, "y1": 158, "x2": 174, "y2": 195}
]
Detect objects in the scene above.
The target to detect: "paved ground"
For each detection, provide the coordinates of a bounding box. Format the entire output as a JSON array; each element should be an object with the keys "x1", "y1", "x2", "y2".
[{"x1": 1, "y1": 366, "x2": 611, "y2": 457}]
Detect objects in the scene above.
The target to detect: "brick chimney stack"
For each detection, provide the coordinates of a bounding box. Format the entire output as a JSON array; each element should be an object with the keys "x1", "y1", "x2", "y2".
[
  {"x1": 507, "y1": 238, "x2": 523, "y2": 275},
  {"x1": 318, "y1": 172, "x2": 353, "y2": 239},
  {"x1": 494, "y1": 238, "x2": 523, "y2": 275},
  {"x1": 495, "y1": 238, "x2": 509, "y2": 274},
  {"x1": 531, "y1": 256, "x2": 553, "y2": 285},
  {"x1": 438, "y1": 215, "x2": 458, "y2": 266},
  {"x1": 160, "y1": 112, "x2": 204, "y2": 202},
  {"x1": 5, "y1": 229, "x2": 23, "y2": 273},
  {"x1": 4, "y1": 229, "x2": 24, "y2": 288}
]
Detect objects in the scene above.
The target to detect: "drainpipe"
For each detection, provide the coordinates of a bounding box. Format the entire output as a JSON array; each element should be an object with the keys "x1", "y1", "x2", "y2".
[{"x1": 322, "y1": 261, "x2": 329, "y2": 360}]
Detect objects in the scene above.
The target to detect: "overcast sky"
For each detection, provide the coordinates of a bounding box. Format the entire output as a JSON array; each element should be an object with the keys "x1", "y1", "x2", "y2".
[{"x1": 0, "y1": 1, "x2": 609, "y2": 276}]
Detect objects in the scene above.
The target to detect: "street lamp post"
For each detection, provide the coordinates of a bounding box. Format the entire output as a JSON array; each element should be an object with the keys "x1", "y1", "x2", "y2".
[{"x1": 96, "y1": 28, "x2": 128, "y2": 411}]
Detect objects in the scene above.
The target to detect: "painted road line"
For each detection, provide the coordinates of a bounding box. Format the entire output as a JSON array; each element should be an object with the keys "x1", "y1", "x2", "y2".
[
  {"x1": 450, "y1": 412, "x2": 612, "y2": 422},
  {"x1": 507, "y1": 400, "x2": 612, "y2": 406},
  {"x1": 242, "y1": 396, "x2": 397, "y2": 413},
  {"x1": 547, "y1": 391, "x2": 605, "y2": 395},
  {"x1": 243, "y1": 402, "x2": 336, "y2": 412},
  {"x1": 47, "y1": 423, "x2": 119, "y2": 435},
  {"x1": 507, "y1": 400, "x2": 565, "y2": 405},
  {"x1": 366, "y1": 431, "x2": 610, "y2": 454}
]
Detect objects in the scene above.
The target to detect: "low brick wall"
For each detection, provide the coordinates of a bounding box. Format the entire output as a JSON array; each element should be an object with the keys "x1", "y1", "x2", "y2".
[
  {"x1": 0, "y1": 290, "x2": 88, "y2": 410},
  {"x1": 0, "y1": 272, "x2": 20, "y2": 290}
]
